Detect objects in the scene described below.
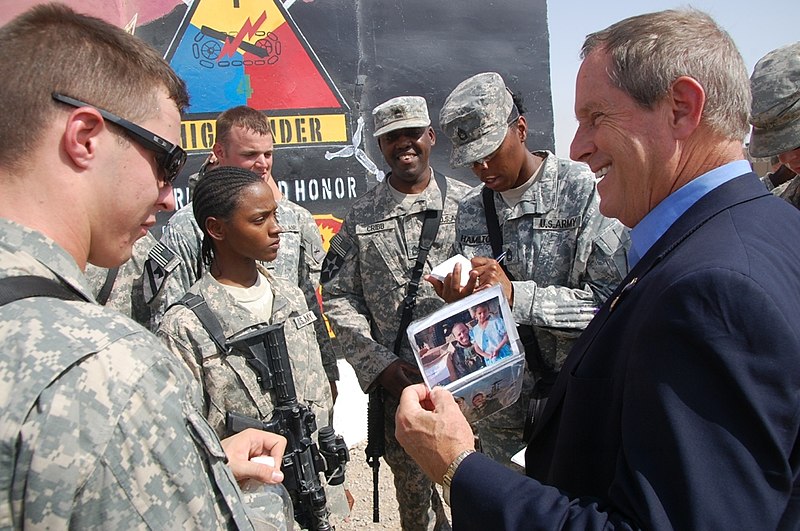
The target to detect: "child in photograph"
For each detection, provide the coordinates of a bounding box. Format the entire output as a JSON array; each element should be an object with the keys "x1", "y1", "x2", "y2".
[
  {"x1": 447, "y1": 321, "x2": 486, "y2": 380},
  {"x1": 470, "y1": 302, "x2": 512, "y2": 365}
]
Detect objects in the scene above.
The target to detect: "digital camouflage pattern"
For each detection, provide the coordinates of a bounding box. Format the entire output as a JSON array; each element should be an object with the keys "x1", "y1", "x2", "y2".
[
  {"x1": 455, "y1": 151, "x2": 629, "y2": 464},
  {"x1": 84, "y1": 232, "x2": 179, "y2": 331},
  {"x1": 776, "y1": 175, "x2": 800, "y2": 209},
  {"x1": 372, "y1": 96, "x2": 431, "y2": 137},
  {"x1": 156, "y1": 265, "x2": 333, "y2": 439},
  {"x1": 748, "y1": 41, "x2": 800, "y2": 158},
  {"x1": 322, "y1": 173, "x2": 471, "y2": 531},
  {"x1": 157, "y1": 197, "x2": 339, "y2": 381},
  {"x1": 0, "y1": 218, "x2": 288, "y2": 530},
  {"x1": 439, "y1": 72, "x2": 514, "y2": 168},
  {"x1": 156, "y1": 265, "x2": 347, "y2": 527}
]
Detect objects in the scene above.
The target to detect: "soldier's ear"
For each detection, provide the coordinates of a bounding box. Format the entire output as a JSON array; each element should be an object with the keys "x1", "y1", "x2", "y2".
[{"x1": 205, "y1": 216, "x2": 226, "y2": 242}]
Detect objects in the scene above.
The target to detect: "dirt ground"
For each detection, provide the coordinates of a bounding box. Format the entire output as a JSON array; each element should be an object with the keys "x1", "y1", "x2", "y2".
[{"x1": 335, "y1": 440, "x2": 451, "y2": 531}]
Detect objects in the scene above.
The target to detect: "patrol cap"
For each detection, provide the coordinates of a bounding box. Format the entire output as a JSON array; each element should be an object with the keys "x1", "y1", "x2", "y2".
[
  {"x1": 439, "y1": 72, "x2": 514, "y2": 168},
  {"x1": 749, "y1": 41, "x2": 800, "y2": 158},
  {"x1": 372, "y1": 96, "x2": 431, "y2": 137}
]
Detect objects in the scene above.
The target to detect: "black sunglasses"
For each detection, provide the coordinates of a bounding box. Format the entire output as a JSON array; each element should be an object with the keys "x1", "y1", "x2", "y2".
[{"x1": 52, "y1": 92, "x2": 186, "y2": 183}]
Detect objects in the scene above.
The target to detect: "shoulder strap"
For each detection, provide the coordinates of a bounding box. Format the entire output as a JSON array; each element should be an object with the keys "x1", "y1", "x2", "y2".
[
  {"x1": 0, "y1": 275, "x2": 83, "y2": 306},
  {"x1": 95, "y1": 267, "x2": 119, "y2": 306},
  {"x1": 481, "y1": 187, "x2": 515, "y2": 281},
  {"x1": 177, "y1": 292, "x2": 228, "y2": 354},
  {"x1": 392, "y1": 170, "x2": 448, "y2": 355},
  {"x1": 0, "y1": 274, "x2": 93, "y2": 530}
]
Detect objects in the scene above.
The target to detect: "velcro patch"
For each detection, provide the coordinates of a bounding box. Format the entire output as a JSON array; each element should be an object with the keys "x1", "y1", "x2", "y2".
[
  {"x1": 533, "y1": 215, "x2": 581, "y2": 230},
  {"x1": 293, "y1": 310, "x2": 317, "y2": 329},
  {"x1": 320, "y1": 233, "x2": 352, "y2": 284},
  {"x1": 143, "y1": 242, "x2": 180, "y2": 303}
]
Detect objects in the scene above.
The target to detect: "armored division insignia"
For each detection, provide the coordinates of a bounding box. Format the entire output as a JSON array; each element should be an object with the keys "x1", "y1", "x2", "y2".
[
  {"x1": 320, "y1": 233, "x2": 351, "y2": 284},
  {"x1": 143, "y1": 242, "x2": 181, "y2": 303}
]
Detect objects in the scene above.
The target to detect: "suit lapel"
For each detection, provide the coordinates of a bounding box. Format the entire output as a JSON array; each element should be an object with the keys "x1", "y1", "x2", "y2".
[{"x1": 531, "y1": 172, "x2": 769, "y2": 438}]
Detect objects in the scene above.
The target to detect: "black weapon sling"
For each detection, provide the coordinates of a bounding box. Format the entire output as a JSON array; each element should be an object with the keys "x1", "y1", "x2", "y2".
[
  {"x1": 392, "y1": 169, "x2": 448, "y2": 356},
  {"x1": 0, "y1": 275, "x2": 83, "y2": 306},
  {"x1": 481, "y1": 187, "x2": 556, "y2": 441},
  {"x1": 95, "y1": 267, "x2": 119, "y2": 306}
]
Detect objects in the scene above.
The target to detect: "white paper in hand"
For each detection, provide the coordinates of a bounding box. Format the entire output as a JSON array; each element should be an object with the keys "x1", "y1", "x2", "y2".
[{"x1": 429, "y1": 254, "x2": 472, "y2": 287}]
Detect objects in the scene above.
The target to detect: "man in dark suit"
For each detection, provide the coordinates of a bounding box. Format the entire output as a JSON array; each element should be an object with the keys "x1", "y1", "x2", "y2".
[{"x1": 395, "y1": 8, "x2": 800, "y2": 529}]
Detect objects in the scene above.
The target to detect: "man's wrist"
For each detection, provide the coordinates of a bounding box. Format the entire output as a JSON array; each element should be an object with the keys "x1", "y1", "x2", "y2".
[{"x1": 441, "y1": 449, "x2": 475, "y2": 506}]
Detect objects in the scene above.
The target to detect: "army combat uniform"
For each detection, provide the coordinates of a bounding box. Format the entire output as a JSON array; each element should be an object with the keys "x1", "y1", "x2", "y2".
[
  {"x1": 156, "y1": 265, "x2": 346, "y2": 527},
  {"x1": 322, "y1": 173, "x2": 471, "y2": 531},
  {"x1": 84, "y1": 231, "x2": 180, "y2": 331},
  {"x1": 156, "y1": 265, "x2": 333, "y2": 438},
  {"x1": 455, "y1": 150, "x2": 629, "y2": 464},
  {"x1": 0, "y1": 218, "x2": 288, "y2": 530},
  {"x1": 158, "y1": 197, "x2": 339, "y2": 382}
]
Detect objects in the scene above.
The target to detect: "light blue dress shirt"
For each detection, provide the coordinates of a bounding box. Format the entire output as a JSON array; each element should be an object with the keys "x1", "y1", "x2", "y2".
[{"x1": 627, "y1": 160, "x2": 752, "y2": 268}]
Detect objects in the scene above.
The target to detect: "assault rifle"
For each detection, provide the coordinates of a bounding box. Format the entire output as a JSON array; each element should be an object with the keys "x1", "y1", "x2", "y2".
[{"x1": 226, "y1": 323, "x2": 349, "y2": 531}]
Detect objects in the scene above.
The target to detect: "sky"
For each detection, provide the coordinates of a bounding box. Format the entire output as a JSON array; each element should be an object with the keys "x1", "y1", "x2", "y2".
[{"x1": 547, "y1": 0, "x2": 795, "y2": 157}]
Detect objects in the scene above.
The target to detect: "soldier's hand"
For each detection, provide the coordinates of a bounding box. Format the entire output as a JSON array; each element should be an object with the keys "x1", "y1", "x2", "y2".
[
  {"x1": 221, "y1": 428, "x2": 286, "y2": 485},
  {"x1": 395, "y1": 384, "x2": 475, "y2": 483},
  {"x1": 377, "y1": 359, "x2": 423, "y2": 399},
  {"x1": 425, "y1": 261, "x2": 479, "y2": 303},
  {"x1": 469, "y1": 256, "x2": 513, "y2": 305}
]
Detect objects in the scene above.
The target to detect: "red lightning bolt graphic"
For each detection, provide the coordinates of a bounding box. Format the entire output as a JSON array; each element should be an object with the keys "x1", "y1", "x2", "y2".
[{"x1": 219, "y1": 11, "x2": 267, "y2": 59}]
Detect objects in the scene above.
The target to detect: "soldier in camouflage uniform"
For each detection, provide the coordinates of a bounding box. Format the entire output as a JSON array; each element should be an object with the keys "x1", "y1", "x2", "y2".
[
  {"x1": 83, "y1": 152, "x2": 212, "y2": 332},
  {"x1": 749, "y1": 41, "x2": 800, "y2": 209},
  {"x1": 84, "y1": 232, "x2": 180, "y2": 331},
  {"x1": 322, "y1": 96, "x2": 472, "y2": 530},
  {"x1": 0, "y1": 5, "x2": 289, "y2": 529},
  {"x1": 434, "y1": 72, "x2": 629, "y2": 466},
  {"x1": 157, "y1": 167, "x2": 346, "y2": 528},
  {"x1": 157, "y1": 106, "x2": 339, "y2": 395}
]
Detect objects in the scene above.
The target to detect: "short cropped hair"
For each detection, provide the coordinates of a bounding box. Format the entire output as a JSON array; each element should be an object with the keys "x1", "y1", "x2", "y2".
[
  {"x1": 215, "y1": 106, "x2": 272, "y2": 148},
  {"x1": 0, "y1": 3, "x2": 188, "y2": 170},
  {"x1": 581, "y1": 9, "x2": 750, "y2": 142}
]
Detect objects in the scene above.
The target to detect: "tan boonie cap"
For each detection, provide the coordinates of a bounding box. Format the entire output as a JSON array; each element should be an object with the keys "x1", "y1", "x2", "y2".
[
  {"x1": 749, "y1": 41, "x2": 800, "y2": 158},
  {"x1": 372, "y1": 96, "x2": 431, "y2": 137},
  {"x1": 439, "y1": 72, "x2": 514, "y2": 168}
]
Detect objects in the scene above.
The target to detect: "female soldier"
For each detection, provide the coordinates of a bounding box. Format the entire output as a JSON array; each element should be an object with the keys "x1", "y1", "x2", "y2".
[
  {"x1": 157, "y1": 166, "x2": 332, "y2": 436},
  {"x1": 156, "y1": 167, "x2": 346, "y2": 528}
]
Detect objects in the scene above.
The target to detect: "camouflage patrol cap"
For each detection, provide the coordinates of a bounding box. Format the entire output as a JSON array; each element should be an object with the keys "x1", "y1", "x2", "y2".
[
  {"x1": 749, "y1": 41, "x2": 800, "y2": 158},
  {"x1": 439, "y1": 72, "x2": 514, "y2": 168},
  {"x1": 372, "y1": 96, "x2": 431, "y2": 137}
]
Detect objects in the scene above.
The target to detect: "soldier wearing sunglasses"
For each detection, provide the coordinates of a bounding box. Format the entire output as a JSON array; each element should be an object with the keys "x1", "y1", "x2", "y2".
[{"x1": 0, "y1": 5, "x2": 290, "y2": 528}]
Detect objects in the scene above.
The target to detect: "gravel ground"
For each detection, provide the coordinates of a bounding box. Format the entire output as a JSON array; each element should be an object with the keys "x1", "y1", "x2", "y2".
[{"x1": 335, "y1": 440, "x2": 451, "y2": 531}]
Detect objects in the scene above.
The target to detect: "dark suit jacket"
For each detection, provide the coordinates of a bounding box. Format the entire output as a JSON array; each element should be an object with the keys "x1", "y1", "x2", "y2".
[{"x1": 451, "y1": 173, "x2": 800, "y2": 530}]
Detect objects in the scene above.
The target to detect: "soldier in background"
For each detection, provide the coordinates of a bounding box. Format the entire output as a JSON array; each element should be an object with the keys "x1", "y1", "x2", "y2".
[
  {"x1": 84, "y1": 233, "x2": 179, "y2": 330},
  {"x1": 748, "y1": 41, "x2": 800, "y2": 209},
  {"x1": 0, "y1": 4, "x2": 288, "y2": 528},
  {"x1": 322, "y1": 96, "x2": 472, "y2": 530},
  {"x1": 431, "y1": 72, "x2": 628, "y2": 468},
  {"x1": 157, "y1": 106, "x2": 340, "y2": 400}
]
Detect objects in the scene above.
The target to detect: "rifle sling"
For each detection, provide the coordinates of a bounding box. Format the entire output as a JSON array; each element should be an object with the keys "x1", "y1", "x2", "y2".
[
  {"x1": 481, "y1": 187, "x2": 554, "y2": 376},
  {"x1": 392, "y1": 169, "x2": 448, "y2": 355},
  {"x1": 95, "y1": 267, "x2": 119, "y2": 306}
]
